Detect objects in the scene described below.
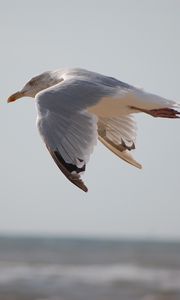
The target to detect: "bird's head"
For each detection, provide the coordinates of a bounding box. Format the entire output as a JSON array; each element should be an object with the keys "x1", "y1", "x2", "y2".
[{"x1": 7, "y1": 71, "x2": 60, "y2": 103}]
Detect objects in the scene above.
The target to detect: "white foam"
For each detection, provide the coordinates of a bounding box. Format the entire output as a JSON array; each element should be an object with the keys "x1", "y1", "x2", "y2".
[{"x1": 0, "y1": 262, "x2": 180, "y2": 291}]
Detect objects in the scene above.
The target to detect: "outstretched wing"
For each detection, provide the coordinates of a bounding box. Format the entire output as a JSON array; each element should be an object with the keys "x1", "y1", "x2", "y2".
[
  {"x1": 36, "y1": 108, "x2": 98, "y2": 192},
  {"x1": 35, "y1": 78, "x2": 109, "y2": 192}
]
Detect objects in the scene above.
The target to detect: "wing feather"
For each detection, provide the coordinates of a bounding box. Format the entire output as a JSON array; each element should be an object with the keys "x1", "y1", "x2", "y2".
[
  {"x1": 47, "y1": 146, "x2": 88, "y2": 192},
  {"x1": 37, "y1": 109, "x2": 98, "y2": 192},
  {"x1": 98, "y1": 115, "x2": 142, "y2": 169}
]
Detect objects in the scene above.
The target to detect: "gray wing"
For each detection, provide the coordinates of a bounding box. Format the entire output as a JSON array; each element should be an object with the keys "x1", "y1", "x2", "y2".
[
  {"x1": 35, "y1": 77, "x2": 112, "y2": 192},
  {"x1": 98, "y1": 115, "x2": 142, "y2": 169},
  {"x1": 98, "y1": 115, "x2": 137, "y2": 150}
]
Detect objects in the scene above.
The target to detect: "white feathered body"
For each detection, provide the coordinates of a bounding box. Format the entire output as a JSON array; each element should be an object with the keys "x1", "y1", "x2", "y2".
[{"x1": 8, "y1": 68, "x2": 180, "y2": 191}]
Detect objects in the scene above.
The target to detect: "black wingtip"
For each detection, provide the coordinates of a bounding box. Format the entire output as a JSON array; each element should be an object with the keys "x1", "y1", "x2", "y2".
[
  {"x1": 70, "y1": 173, "x2": 88, "y2": 192},
  {"x1": 46, "y1": 145, "x2": 88, "y2": 193}
]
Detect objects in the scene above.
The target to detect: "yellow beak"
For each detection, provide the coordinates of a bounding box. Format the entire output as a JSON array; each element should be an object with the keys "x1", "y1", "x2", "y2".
[{"x1": 7, "y1": 91, "x2": 25, "y2": 103}]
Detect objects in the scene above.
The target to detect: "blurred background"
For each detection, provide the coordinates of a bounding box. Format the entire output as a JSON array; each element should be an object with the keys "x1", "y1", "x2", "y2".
[{"x1": 0, "y1": 0, "x2": 180, "y2": 299}]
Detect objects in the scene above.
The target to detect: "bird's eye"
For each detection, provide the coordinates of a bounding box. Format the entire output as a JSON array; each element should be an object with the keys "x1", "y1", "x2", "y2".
[{"x1": 29, "y1": 79, "x2": 36, "y2": 86}]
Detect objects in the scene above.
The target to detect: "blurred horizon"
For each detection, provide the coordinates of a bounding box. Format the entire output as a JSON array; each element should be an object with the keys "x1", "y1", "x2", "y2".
[{"x1": 0, "y1": 232, "x2": 180, "y2": 243}]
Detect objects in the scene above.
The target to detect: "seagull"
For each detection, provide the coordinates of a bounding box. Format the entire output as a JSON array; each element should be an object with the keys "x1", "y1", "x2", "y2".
[{"x1": 7, "y1": 68, "x2": 179, "y2": 192}]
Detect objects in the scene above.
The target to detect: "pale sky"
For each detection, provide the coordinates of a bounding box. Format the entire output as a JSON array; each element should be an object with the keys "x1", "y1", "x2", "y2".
[{"x1": 1, "y1": 0, "x2": 180, "y2": 239}]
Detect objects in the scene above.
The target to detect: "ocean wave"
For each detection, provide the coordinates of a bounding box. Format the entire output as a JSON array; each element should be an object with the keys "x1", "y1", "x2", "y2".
[{"x1": 0, "y1": 262, "x2": 180, "y2": 291}]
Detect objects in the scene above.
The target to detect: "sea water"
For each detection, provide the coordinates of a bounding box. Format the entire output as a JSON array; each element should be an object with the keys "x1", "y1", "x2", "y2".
[{"x1": 0, "y1": 236, "x2": 179, "y2": 300}]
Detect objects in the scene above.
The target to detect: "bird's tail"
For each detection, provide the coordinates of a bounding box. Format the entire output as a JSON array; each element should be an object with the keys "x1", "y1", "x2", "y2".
[{"x1": 129, "y1": 89, "x2": 180, "y2": 118}]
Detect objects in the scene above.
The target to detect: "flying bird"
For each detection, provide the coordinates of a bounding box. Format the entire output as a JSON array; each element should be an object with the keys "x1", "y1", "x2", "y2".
[{"x1": 7, "y1": 68, "x2": 180, "y2": 192}]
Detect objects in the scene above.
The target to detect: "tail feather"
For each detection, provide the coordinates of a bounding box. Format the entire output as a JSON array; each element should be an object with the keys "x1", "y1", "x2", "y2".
[
  {"x1": 124, "y1": 89, "x2": 180, "y2": 114},
  {"x1": 134, "y1": 89, "x2": 179, "y2": 109}
]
